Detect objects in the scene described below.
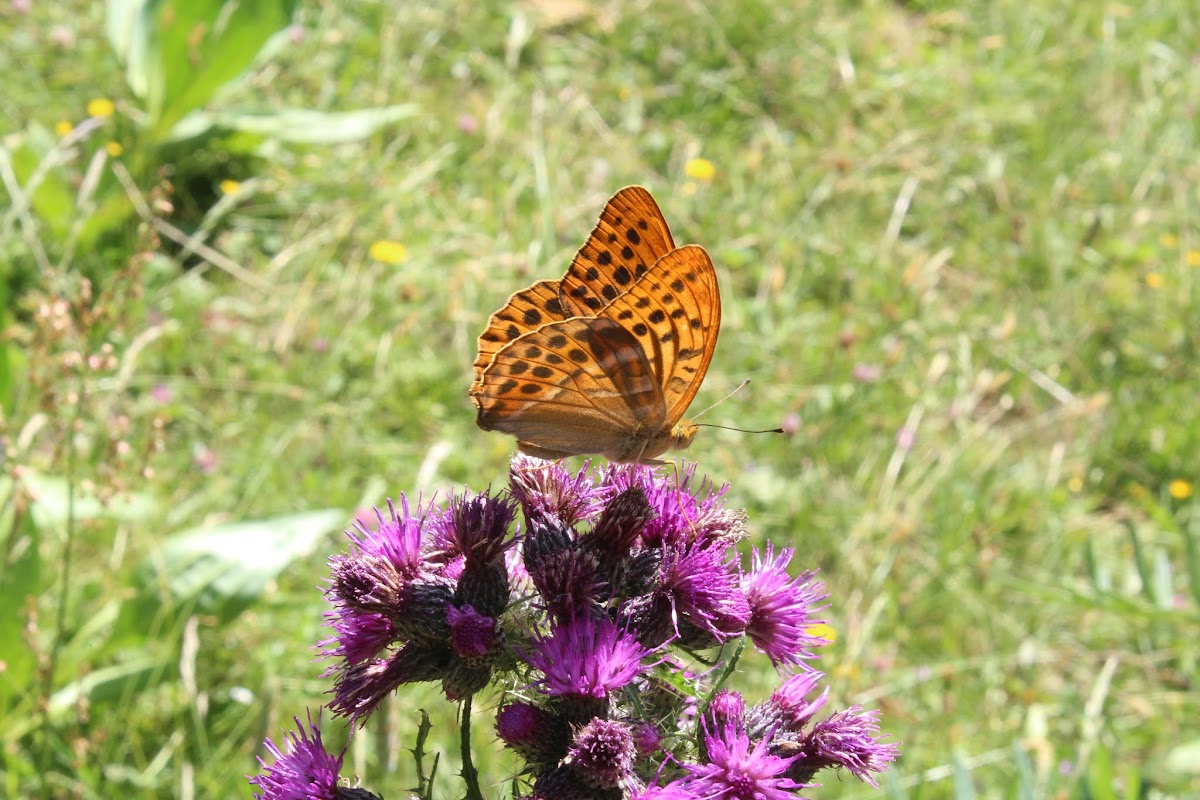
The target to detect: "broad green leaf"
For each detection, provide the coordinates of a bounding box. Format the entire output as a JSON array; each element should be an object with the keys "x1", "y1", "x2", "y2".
[
  {"x1": 168, "y1": 104, "x2": 421, "y2": 144},
  {"x1": 137, "y1": 509, "x2": 345, "y2": 622},
  {"x1": 150, "y1": 0, "x2": 298, "y2": 141},
  {"x1": 105, "y1": 0, "x2": 155, "y2": 99}
]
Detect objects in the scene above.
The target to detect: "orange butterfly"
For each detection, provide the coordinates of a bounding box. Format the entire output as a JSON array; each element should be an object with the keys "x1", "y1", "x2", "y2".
[{"x1": 470, "y1": 186, "x2": 720, "y2": 464}]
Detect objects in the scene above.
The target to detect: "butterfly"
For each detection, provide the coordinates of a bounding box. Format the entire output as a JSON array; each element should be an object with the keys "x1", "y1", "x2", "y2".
[{"x1": 470, "y1": 186, "x2": 720, "y2": 464}]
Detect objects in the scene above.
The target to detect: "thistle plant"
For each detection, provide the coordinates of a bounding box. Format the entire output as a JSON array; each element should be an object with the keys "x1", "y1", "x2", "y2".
[{"x1": 250, "y1": 456, "x2": 898, "y2": 799}]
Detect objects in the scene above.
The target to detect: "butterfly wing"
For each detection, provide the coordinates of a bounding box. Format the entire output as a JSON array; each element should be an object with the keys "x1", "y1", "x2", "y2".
[
  {"x1": 596, "y1": 244, "x2": 720, "y2": 425},
  {"x1": 472, "y1": 316, "x2": 667, "y2": 459},
  {"x1": 557, "y1": 186, "x2": 677, "y2": 316},
  {"x1": 471, "y1": 279, "x2": 567, "y2": 396}
]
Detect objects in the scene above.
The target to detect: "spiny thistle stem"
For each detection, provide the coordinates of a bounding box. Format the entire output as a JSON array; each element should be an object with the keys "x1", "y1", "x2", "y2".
[{"x1": 460, "y1": 694, "x2": 483, "y2": 800}]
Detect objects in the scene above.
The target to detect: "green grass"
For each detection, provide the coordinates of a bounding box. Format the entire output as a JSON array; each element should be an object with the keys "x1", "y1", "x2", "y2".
[{"x1": 2, "y1": 0, "x2": 1198, "y2": 797}]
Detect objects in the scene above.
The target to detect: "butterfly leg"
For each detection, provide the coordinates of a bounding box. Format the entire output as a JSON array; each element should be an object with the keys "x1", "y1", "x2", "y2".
[{"x1": 516, "y1": 441, "x2": 577, "y2": 462}]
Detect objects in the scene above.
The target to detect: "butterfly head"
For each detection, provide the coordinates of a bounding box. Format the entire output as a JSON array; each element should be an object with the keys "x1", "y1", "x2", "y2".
[{"x1": 669, "y1": 420, "x2": 699, "y2": 451}]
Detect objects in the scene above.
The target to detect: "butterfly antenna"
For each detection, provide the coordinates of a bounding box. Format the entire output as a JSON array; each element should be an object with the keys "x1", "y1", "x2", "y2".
[
  {"x1": 691, "y1": 379, "x2": 786, "y2": 434},
  {"x1": 690, "y1": 379, "x2": 752, "y2": 421}
]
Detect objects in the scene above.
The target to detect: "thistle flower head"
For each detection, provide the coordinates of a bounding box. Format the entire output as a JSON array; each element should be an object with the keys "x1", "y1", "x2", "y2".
[
  {"x1": 249, "y1": 714, "x2": 375, "y2": 800},
  {"x1": 523, "y1": 616, "x2": 657, "y2": 702},
  {"x1": 743, "y1": 544, "x2": 829, "y2": 667},
  {"x1": 681, "y1": 710, "x2": 805, "y2": 800},
  {"x1": 345, "y1": 497, "x2": 428, "y2": 579},
  {"x1": 510, "y1": 453, "x2": 608, "y2": 529},
  {"x1": 784, "y1": 706, "x2": 901, "y2": 788},
  {"x1": 567, "y1": 717, "x2": 637, "y2": 788}
]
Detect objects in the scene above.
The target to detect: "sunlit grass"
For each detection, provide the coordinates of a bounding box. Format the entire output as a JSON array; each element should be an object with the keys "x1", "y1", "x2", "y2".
[{"x1": 2, "y1": 0, "x2": 1197, "y2": 797}]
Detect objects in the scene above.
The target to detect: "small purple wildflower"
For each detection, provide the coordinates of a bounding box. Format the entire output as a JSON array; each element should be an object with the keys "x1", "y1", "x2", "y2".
[
  {"x1": 523, "y1": 616, "x2": 657, "y2": 702},
  {"x1": 743, "y1": 544, "x2": 829, "y2": 667},
  {"x1": 249, "y1": 714, "x2": 376, "y2": 800},
  {"x1": 344, "y1": 497, "x2": 427, "y2": 578},
  {"x1": 445, "y1": 603, "x2": 499, "y2": 661},
  {"x1": 788, "y1": 706, "x2": 900, "y2": 787},
  {"x1": 681, "y1": 711, "x2": 805, "y2": 800},
  {"x1": 567, "y1": 717, "x2": 637, "y2": 788}
]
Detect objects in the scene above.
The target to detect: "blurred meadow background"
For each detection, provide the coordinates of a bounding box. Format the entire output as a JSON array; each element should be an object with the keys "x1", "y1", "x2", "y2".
[{"x1": 2, "y1": 0, "x2": 1198, "y2": 797}]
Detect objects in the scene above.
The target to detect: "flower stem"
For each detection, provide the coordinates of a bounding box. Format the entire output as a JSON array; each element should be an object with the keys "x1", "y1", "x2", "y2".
[{"x1": 460, "y1": 694, "x2": 483, "y2": 800}]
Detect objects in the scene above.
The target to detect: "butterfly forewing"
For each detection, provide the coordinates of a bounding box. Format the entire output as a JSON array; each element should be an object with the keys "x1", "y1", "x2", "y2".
[
  {"x1": 558, "y1": 187, "x2": 677, "y2": 316},
  {"x1": 598, "y1": 244, "x2": 720, "y2": 424}
]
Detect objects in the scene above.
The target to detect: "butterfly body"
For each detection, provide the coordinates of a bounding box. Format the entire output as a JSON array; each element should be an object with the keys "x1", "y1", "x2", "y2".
[{"x1": 471, "y1": 187, "x2": 719, "y2": 465}]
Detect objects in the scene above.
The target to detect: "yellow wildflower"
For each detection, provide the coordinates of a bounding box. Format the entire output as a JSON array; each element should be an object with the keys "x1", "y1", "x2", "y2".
[
  {"x1": 219, "y1": 179, "x2": 242, "y2": 196},
  {"x1": 105, "y1": 141, "x2": 123, "y2": 157},
  {"x1": 1067, "y1": 476, "x2": 1084, "y2": 493},
  {"x1": 87, "y1": 98, "x2": 115, "y2": 118},
  {"x1": 1187, "y1": 250, "x2": 1200, "y2": 267},
  {"x1": 684, "y1": 157, "x2": 716, "y2": 182},
  {"x1": 807, "y1": 622, "x2": 837, "y2": 643},
  {"x1": 369, "y1": 240, "x2": 408, "y2": 265},
  {"x1": 1158, "y1": 233, "x2": 1178, "y2": 248},
  {"x1": 1144, "y1": 272, "x2": 1163, "y2": 288},
  {"x1": 55, "y1": 120, "x2": 73, "y2": 137},
  {"x1": 1169, "y1": 480, "x2": 1193, "y2": 500}
]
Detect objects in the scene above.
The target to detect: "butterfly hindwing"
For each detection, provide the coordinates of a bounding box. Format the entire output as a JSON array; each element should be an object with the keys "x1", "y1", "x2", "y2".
[
  {"x1": 471, "y1": 279, "x2": 567, "y2": 395},
  {"x1": 474, "y1": 317, "x2": 667, "y2": 458}
]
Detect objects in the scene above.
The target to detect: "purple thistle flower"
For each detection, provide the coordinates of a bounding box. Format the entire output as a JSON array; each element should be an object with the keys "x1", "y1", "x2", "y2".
[
  {"x1": 527, "y1": 543, "x2": 606, "y2": 625},
  {"x1": 523, "y1": 616, "x2": 657, "y2": 702},
  {"x1": 327, "y1": 643, "x2": 448, "y2": 723},
  {"x1": 435, "y1": 491, "x2": 517, "y2": 568},
  {"x1": 742, "y1": 544, "x2": 828, "y2": 667},
  {"x1": 496, "y1": 701, "x2": 571, "y2": 766},
  {"x1": 629, "y1": 784, "x2": 697, "y2": 800},
  {"x1": 345, "y1": 497, "x2": 427, "y2": 579},
  {"x1": 567, "y1": 717, "x2": 637, "y2": 788},
  {"x1": 445, "y1": 602, "x2": 499, "y2": 661},
  {"x1": 763, "y1": 671, "x2": 828, "y2": 732},
  {"x1": 706, "y1": 690, "x2": 747, "y2": 729},
  {"x1": 680, "y1": 712, "x2": 805, "y2": 800},
  {"x1": 584, "y1": 485, "x2": 656, "y2": 563},
  {"x1": 785, "y1": 706, "x2": 900, "y2": 787},
  {"x1": 510, "y1": 454, "x2": 608, "y2": 529},
  {"x1": 249, "y1": 713, "x2": 376, "y2": 800},
  {"x1": 319, "y1": 609, "x2": 395, "y2": 666},
  {"x1": 604, "y1": 463, "x2": 740, "y2": 547},
  {"x1": 631, "y1": 721, "x2": 663, "y2": 756},
  {"x1": 655, "y1": 541, "x2": 750, "y2": 646}
]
